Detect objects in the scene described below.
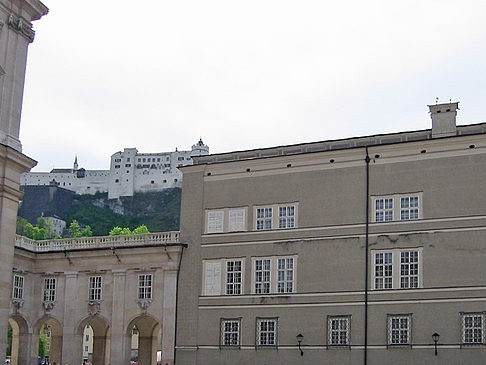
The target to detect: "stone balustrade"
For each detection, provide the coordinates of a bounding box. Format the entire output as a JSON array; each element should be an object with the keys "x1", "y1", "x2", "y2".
[{"x1": 14, "y1": 231, "x2": 180, "y2": 252}]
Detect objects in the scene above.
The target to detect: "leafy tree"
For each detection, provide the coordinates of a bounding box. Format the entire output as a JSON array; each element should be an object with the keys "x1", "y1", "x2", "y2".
[
  {"x1": 6, "y1": 323, "x2": 11, "y2": 356},
  {"x1": 32, "y1": 227, "x2": 48, "y2": 241},
  {"x1": 16, "y1": 216, "x2": 29, "y2": 236},
  {"x1": 36, "y1": 217, "x2": 54, "y2": 238},
  {"x1": 109, "y1": 226, "x2": 123, "y2": 236},
  {"x1": 121, "y1": 227, "x2": 132, "y2": 235},
  {"x1": 38, "y1": 333, "x2": 47, "y2": 359},
  {"x1": 68, "y1": 220, "x2": 82, "y2": 238},
  {"x1": 36, "y1": 216, "x2": 47, "y2": 230},
  {"x1": 23, "y1": 223, "x2": 36, "y2": 239},
  {"x1": 109, "y1": 226, "x2": 135, "y2": 236},
  {"x1": 81, "y1": 225, "x2": 93, "y2": 237},
  {"x1": 133, "y1": 225, "x2": 149, "y2": 234}
]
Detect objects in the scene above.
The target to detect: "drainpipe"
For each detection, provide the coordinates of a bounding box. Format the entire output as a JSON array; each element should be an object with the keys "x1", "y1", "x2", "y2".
[{"x1": 364, "y1": 147, "x2": 371, "y2": 365}]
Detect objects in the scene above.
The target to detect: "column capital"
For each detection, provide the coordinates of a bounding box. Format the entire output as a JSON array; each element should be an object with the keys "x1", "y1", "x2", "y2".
[
  {"x1": 112, "y1": 269, "x2": 127, "y2": 276},
  {"x1": 64, "y1": 271, "x2": 78, "y2": 279}
]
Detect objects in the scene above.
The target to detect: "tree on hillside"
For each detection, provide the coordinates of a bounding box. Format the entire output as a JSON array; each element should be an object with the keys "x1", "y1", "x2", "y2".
[
  {"x1": 36, "y1": 217, "x2": 54, "y2": 238},
  {"x1": 68, "y1": 220, "x2": 82, "y2": 238},
  {"x1": 109, "y1": 226, "x2": 132, "y2": 236},
  {"x1": 133, "y1": 225, "x2": 149, "y2": 234},
  {"x1": 68, "y1": 220, "x2": 93, "y2": 238}
]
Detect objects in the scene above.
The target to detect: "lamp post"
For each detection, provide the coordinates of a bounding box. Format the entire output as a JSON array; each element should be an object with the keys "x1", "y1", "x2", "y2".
[
  {"x1": 432, "y1": 332, "x2": 440, "y2": 356},
  {"x1": 296, "y1": 333, "x2": 303, "y2": 356}
]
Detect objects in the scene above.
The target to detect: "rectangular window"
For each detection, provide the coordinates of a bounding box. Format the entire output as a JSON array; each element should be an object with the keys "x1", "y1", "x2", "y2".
[
  {"x1": 255, "y1": 259, "x2": 271, "y2": 294},
  {"x1": 375, "y1": 198, "x2": 393, "y2": 222},
  {"x1": 278, "y1": 205, "x2": 295, "y2": 228},
  {"x1": 256, "y1": 318, "x2": 277, "y2": 346},
  {"x1": 372, "y1": 249, "x2": 421, "y2": 290},
  {"x1": 43, "y1": 278, "x2": 56, "y2": 302},
  {"x1": 388, "y1": 314, "x2": 411, "y2": 345},
  {"x1": 400, "y1": 251, "x2": 419, "y2": 288},
  {"x1": 400, "y1": 196, "x2": 419, "y2": 220},
  {"x1": 229, "y1": 209, "x2": 245, "y2": 232},
  {"x1": 207, "y1": 210, "x2": 224, "y2": 233},
  {"x1": 202, "y1": 259, "x2": 245, "y2": 296},
  {"x1": 138, "y1": 274, "x2": 153, "y2": 299},
  {"x1": 12, "y1": 275, "x2": 24, "y2": 300},
  {"x1": 375, "y1": 252, "x2": 393, "y2": 289},
  {"x1": 88, "y1": 276, "x2": 102, "y2": 301},
  {"x1": 256, "y1": 207, "x2": 273, "y2": 230},
  {"x1": 373, "y1": 193, "x2": 422, "y2": 222},
  {"x1": 255, "y1": 203, "x2": 298, "y2": 231},
  {"x1": 462, "y1": 313, "x2": 485, "y2": 344},
  {"x1": 221, "y1": 319, "x2": 240, "y2": 346},
  {"x1": 226, "y1": 261, "x2": 242, "y2": 295},
  {"x1": 277, "y1": 258, "x2": 294, "y2": 293},
  {"x1": 328, "y1": 316, "x2": 350, "y2": 346},
  {"x1": 253, "y1": 256, "x2": 296, "y2": 294}
]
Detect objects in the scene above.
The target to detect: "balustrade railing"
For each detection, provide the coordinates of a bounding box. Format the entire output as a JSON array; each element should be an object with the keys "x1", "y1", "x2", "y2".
[{"x1": 14, "y1": 231, "x2": 180, "y2": 252}]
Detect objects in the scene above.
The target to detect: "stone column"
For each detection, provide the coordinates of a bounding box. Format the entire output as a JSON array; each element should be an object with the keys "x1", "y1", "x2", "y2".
[
  {"x1": 137, "y1": 335, "x2": 153, "y2": 365},
  {"x1": 92, "y1": 335, "x2": 107, "y2": 365},
  {"x1": 49, "y1": 334, "x2": 63, "y2": 364},
  {"x1": 109, "y1": 269, "x2": 129, "y2": 365},
  {"x1": 10, "y1": 331, "x2": 19, "y2": 365},
  {"x1": 0, "y1": 0, "x2": 48, "y2": 357},
  {"x1": 28, "y1": 332, "x2": 38, "y2": 365},
  {"x1": 61, "y1": 271, "x2": 83, "y2": 365},
  {"x1": 161, "y1": 270, "x2": 177, "y2": 365},
  {"x1": 0, "y1": 147, "x2": 36, "y2": 357}
]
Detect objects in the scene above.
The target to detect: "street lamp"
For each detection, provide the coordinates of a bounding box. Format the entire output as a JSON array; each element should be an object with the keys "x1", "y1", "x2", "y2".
[
  {"x1": 432, "y1": 332, "x2": 440, "y2": 356},
  {"x1": 296, "y1": 333, "x2": 303, "y2": 356}
]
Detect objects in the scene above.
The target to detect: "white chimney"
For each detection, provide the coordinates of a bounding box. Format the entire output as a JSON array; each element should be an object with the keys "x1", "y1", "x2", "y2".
[{"x1": 429, "y1": 102, "x2": 459, "y2": 138}]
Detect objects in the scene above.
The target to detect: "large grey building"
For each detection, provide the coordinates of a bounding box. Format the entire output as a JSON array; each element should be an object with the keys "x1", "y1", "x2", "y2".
[{"x1": 176, "y1": 102, "x2": 486, "y2": 364}]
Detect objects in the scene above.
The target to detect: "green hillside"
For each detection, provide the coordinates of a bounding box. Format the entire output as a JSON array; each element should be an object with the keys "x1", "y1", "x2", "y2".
[{"x1": 61, "y1": 189, "x2": 181, "y2": 236}]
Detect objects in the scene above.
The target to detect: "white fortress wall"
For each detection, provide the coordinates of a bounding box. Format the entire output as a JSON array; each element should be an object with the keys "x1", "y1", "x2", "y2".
[{"x1": 22, "y1": 139, "x2": 210, "y2": 199}]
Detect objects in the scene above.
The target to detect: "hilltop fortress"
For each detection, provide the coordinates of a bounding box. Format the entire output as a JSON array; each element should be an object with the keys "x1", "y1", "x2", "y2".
[{"x1": 21, "y1": 139, "x2": 209, "y2": 199}]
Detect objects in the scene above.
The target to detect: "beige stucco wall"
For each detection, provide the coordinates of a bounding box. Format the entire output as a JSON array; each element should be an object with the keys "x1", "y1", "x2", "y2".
[{"x1": 176, "y1": 129, "x2": 486, "y2": 364}]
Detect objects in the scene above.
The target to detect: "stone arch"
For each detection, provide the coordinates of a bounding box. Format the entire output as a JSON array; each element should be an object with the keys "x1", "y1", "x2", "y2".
[
  {"x1": 76, "y1": 316, "x2": 111, "y2": 365},
  {"x1": 33, "y1": 315, "x2": 63, "y2": 365},
  {"x1": 9, "y1": 315, "x2": 32, "y2": 365},
  {"x1": 126, "y1": 315, "x2": 161, "y2": 365}
]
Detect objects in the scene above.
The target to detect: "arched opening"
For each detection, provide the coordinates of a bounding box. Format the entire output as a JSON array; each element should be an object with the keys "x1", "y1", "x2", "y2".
[
  {"x1": 82, "y1": 324, "x2": 94, "y2": 364},
  {"x1": 130, "y1": 326, "x2": 139, "y2": 364},
  {"x1": 8, "y1": 315, "x2": 30, "y2": 365},
  {"x1": 126, "y1": 316, "x2": 160, "y2": 365},
  {"x1": 33, "y1": 316, "x2": 63, "y2": 365},
  {"x1": 77, "y1": 316, "x2": 110, "y2": 365}
]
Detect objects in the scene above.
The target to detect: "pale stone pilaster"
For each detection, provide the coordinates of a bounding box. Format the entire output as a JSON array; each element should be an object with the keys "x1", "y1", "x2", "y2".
[
  {"x1": 0, "y1": 146, "x2": 35, "y2": 357},
  {"x1": 161, "y1": 270, "x2": 177, "y2": 365},
  {"x1": 61, "y1": 272, "x2": 83, "y2": 365},
  {"x1": 109, "y1": 269, "x2": 129, "y2": 365}
]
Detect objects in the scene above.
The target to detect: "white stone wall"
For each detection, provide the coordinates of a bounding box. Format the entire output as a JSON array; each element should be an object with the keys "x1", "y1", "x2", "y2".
[
  {"x1": 20, "y1": 169, "x2": 110, "y2": 194},
  {"x1": 22, "y1": 139, "x2": 210, "y2": 199}
]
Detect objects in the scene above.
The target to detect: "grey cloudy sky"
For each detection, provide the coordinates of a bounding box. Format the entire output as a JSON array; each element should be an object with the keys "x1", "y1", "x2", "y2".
[{"x1": 20, "y1": 0, "x2": 486, "y2": 171}]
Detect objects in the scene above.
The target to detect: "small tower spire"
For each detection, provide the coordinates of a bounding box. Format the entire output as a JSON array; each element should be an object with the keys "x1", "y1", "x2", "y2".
[{"x1": 73, "y1": 155, "x2": 78, "y2": 170}]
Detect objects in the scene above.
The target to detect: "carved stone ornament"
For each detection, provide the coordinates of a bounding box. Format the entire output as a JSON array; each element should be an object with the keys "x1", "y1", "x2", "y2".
[
  {"x1": 136, "y1": 298, "x2": 152, "y2": 311},
  {"x1": 87, "y1": 301, "x2": 101, "y2": 316},
  {"x1": 42, "y1": 301, "x2": 55, "y2": 312},
  {"x1": 8, "y1": 13, "x2": 35, "y2": 43},
  {"x1": 12, "y1": 299, "x2": 24, "y2": 312}
]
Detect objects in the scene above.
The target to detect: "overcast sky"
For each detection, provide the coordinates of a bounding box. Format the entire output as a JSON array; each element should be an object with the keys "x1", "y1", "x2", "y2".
[{"x1": 20, "y1": 0, "x2": 486, "y2": 171}]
